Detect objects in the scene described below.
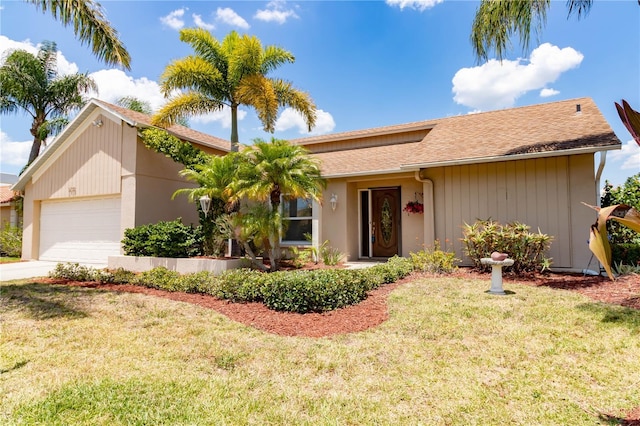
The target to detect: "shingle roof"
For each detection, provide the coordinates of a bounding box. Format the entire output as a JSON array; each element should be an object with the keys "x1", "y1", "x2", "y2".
[
  {"x1": 94, "y1": 99, "x2": 231, "y2": 152},
  {"x1": 295, "y1": 98, "x2": 621, "y2": 177}
]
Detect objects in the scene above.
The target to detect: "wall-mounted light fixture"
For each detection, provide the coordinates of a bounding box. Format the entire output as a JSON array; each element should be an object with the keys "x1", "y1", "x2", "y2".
[
  {"x1": 92, "y1": 118, "x2": 103, "y2": 128},
  {"x1": 199, "y1": 195, "x2": 211, "y2": 216},
  {"x1": 330, "y1": 193, "x2": 338, "y2": 211}
]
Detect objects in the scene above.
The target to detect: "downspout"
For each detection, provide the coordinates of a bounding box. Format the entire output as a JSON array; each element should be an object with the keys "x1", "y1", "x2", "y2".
[
  {"x1": 595, "y1": 151, "x2": 607, "y2": 207},
  {"x1": 414, "y1": 171, "x2": 435, "y2": 248}
]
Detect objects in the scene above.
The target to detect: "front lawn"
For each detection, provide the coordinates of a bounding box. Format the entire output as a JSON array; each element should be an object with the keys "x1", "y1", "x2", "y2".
[{"x1": 1, "y1": 276, "x2": 639, "y2": 424}]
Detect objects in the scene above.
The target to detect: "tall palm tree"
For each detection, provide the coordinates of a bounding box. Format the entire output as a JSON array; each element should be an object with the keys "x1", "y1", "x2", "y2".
[
  {"x1": 471, "y1": 0, "x2": 597, "y2": 62},
  {"x1": 231, "y1": 138, "x2": 326, "y2": 271},
  {"x1": 26, "y1": 0, "x2": 131, "y2": 70},
  {"x1": 0, "y1": 41, "x2": 98, "y2": 166},
  {"x1": 151, "y1": 29, "x2": 316, "y2": 152}
]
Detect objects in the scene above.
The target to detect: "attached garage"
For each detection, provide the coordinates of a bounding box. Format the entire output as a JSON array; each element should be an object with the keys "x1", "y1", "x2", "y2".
[{"x1": 39, "y1": 197, "x2": 121, "y2": 264}]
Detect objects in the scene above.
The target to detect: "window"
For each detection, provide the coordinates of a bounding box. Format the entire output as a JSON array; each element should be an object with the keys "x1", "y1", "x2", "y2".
[{"x1": 282, "y1": 197, "x2": 313, "y2": 244}]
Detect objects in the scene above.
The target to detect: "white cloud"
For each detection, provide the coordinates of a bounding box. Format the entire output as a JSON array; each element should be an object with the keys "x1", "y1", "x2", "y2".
[
  {"x1": 191, "y1": 105, "x2": 247, "y2": 129},
  {"x1": 452, "y1": 43, "x2": 583, "y2": 110},
  {"x1": 254, "y1": 1, "x2": 299, "y2": 24},
  {"x1": 540, "y1": 88, "x2": 560, "y2": 97},
  {"x1": 193, "y1": 13, "x2": 215, "y2": 31},
  {"x1": 275, "y1": 108, "x2": 335, "y2": 135},
  {"x1": 216, "y1": 7, "x2": 250, "y2": 29},
  {"x1": 160, "y1": 8, "x2": 187, "y2": 30},
  {"x1": 608, "y1": 140, "x2": 640, "y2": 171},
  {"x1": 0, "y1": 36, "x2": 78, "y2": 75},
  {"x1": 0, "y1": 131, "x2": 31, "y2": 168},
  {"x1": 385, "y1": 0, "x2": 443, "y2": 11},
  {"x1": 88, "y1": 69, "x2": 166, "y2": 111}
]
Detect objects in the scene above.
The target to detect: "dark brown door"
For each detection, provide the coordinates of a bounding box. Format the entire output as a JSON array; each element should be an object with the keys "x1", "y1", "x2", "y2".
[{"x1": 371, "y1": 188, "x2": 400, "y2": 257}]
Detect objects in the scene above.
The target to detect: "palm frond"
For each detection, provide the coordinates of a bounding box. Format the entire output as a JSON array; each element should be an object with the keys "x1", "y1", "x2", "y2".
[
  {"x1": 27, "y1": 0, "x2": 131, "y2": 70},
  {"x1": 152, "y1": 92, "x2": 225, "y2": 127}
]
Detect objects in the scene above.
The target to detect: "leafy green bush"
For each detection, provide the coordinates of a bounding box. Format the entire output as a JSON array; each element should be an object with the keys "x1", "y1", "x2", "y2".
[
  {"x1": 122, "y1": 218, "x2": 203, "y2": 258},
  {"x1": 410, "y1": 241, "x2": 459, "y2": 274},
  {"x1": 179, "y1": 271, "x2": 218, "y2": 294},
  {"x1": 601, "y1": 174, "x2": 640, "y2": 245},
  {"x1": 131, "y1": 267, "x2": 182, "y2": 290},
  {"x1": 0, "y1": 224, "x2": 22, "y2": 257},
  {"x1": 611, "y1": 243, "x2": 640, "y2": 268},
  {"x1": 462, "y1": 220, "x2": 552, "y2": 274},
  {"x1": 49, "y1": 263, "x2": 97, "y2": 281},
  {"x1": 262, "y1": 269, "x2": 366, "y2": 313},
  {"x1": 213, "y1": 269, "x2": 266, "y2": 302},
  {"x1": 319, "y1": 241, "x2": 343, "y2": 266},
  {"x1": 368, "y1": 255, "x2": 414, "y2": 284},
  {"x1": 47, "y1": 263, "x2": 131, "y2": 283}
]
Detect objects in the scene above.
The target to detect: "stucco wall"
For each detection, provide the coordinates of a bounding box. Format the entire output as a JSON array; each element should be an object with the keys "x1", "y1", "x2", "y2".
[
  {"x1": 321, "y1": 173, "x2": 426, "y2": 261},
  {"x1": 133, "y1": 138, "x2": 199, "y2": 227}
]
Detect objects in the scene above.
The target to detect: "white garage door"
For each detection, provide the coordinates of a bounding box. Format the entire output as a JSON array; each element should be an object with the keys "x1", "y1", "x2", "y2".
[{"x1": 39, "y1": 197, "x2": 121, "y2": 264}]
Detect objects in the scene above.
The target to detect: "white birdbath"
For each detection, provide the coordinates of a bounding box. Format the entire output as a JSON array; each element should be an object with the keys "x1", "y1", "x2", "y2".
[{"x1": 480, "y1": 258, "x2": 514, "y2": 295}]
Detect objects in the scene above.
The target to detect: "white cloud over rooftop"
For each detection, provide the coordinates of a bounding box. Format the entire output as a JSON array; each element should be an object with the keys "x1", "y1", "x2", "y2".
[{"x1": 452, "y1": 43, "x2": 583, "y2": 111}]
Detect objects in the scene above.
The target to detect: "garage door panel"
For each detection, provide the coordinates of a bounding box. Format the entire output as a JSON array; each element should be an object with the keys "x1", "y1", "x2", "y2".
[{"x1": 39, "y1": 197, "x2": 121, "y2": 263}]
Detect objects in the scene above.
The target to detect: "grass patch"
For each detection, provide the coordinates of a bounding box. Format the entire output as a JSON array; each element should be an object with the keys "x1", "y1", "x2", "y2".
[
  {"x1": 1, "y1": 276, "x2": 639, "y2": 424},
  {"x1": 0, "y1": 256, "x2": 21, "y2": 263}
]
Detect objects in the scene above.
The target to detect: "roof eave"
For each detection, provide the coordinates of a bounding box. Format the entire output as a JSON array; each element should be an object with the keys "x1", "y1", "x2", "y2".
[{"x1": 399, "y1": 144, "x2": 621, "y2": 171}]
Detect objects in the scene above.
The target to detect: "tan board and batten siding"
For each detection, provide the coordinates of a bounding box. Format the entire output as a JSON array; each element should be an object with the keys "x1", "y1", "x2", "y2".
[
  {"x1": 421, "y1": 154, "x2": 594, "y2": 269},
  {"x1": 28, "y1": 117, "x2": 122, "y2": 200}
]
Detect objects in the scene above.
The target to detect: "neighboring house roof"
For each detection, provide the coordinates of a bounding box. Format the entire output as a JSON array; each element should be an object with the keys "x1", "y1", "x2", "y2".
[
  {"x1": 294, "y1": 97, "x2": 621, "y2": 177},
  {"x1": 0, "y1": 173, "x2": 18, "y2": 185},
  {"x1": 0, "y1": 185, "x2": 18, "y2": 204},
  {"x1": 13, "y1": 98, "x2": 231, "y2": 191}
]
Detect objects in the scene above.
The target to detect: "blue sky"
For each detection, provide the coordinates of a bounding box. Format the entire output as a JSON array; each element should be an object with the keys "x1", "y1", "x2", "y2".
[{"x1": 1, "y1": 0, "x2": 638, "y2": 186}]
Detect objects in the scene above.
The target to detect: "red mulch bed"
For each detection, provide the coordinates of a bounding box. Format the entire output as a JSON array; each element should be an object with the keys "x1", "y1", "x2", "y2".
[{"x1": 37, "y1": 268, "x2": 639, "y2": 423}]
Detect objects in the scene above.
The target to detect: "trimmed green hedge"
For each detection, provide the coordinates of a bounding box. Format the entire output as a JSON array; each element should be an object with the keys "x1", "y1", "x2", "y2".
[
  {"x1": 48, "y1": 256, "x2": 414, "y2": 314},
  {"x1": 122, "y1": 219, "x2": 203, "y2": 258}
]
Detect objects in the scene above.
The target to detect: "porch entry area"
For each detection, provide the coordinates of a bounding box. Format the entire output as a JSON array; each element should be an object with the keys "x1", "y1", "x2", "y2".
[{"x1": 359, "y1": 187, "x2": 401, "y2": 258}]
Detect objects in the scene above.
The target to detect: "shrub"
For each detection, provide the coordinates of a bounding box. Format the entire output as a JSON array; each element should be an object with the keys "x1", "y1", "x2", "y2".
[
  {"x1": 601, "y1": 174, "x2": 640, "y2": 244},
  {"x1": 122, "y1": 218, "x2": 203, "y2": 258},
  {"x1": 0, "y1": 224, "x2": 22, "y2": 257},
  {"x1": 213, "y1": 269, "x2": 266, "y2": 302},
  {"x1": 368, "y1": 255, "x2": 413, "y2": 284},
  {"x1": 179, "y1": 271, "x2": 218, "y2": 294},
  {"x1": 262, "y1": 269, "x2": 367, "y2": 313},
  {"x1": 611, "y1": 243, "x2": 640, "y2": 268},
  {"x1": 49, "y1": 263, "x2": 97, "y2": 281},
  {"x1": 131, "y1": 267, "x2": 182, "y2": 291},
  {"x1": 319, "y1": 241, "x2": 343, "y2": 266},
  {"x1": 462, "y1": 220, "x2": 552, "y2": 274},
  {"x1": 410, "y1": 241, "x2": 459, "y2": 274}
]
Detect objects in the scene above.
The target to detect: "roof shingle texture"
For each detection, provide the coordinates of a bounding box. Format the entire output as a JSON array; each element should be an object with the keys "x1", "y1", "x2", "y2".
[
  {"x1": 298, "y1": 98, "x2": 620, "y2": 177},
  {"x1": 95, "y1": 100, "x2": 231, "y2": 152}
]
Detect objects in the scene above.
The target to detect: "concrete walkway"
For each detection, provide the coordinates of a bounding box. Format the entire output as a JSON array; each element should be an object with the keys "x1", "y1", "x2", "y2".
[{"x1": 0, "y1": 261, "x2": 107, "y2": 282}]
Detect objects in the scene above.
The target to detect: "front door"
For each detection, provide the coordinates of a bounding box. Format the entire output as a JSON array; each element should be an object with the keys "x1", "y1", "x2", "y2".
[{"x1": 371, "y1": 188, "x2": 400, "y2": 257}]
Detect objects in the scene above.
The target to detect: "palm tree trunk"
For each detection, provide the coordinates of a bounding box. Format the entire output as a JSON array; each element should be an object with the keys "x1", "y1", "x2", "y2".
[
  {"x1": 230, "y1": 104, "x2": 239, "y2": 152},
  {"x1": 27, "y1": 137, "x2": 43, "y2": 166}
]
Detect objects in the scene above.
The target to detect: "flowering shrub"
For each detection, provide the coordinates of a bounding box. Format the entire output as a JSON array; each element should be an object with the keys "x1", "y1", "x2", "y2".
[{"x1": 403, "y1": 201, "x2": 424, "y2": 214}]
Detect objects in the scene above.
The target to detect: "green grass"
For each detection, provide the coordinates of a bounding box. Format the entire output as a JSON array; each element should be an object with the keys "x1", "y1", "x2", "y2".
[
  {"x1": 0, "y1": 256, "x2": 20, "y2": 263},
  {"x1": 1, "y1": 276, "x2": 639, "y2": 425}
]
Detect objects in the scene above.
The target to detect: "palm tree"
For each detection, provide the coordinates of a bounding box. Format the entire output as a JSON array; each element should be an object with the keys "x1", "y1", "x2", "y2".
[
  {"x1": 471, "y1": 0, "x2": 599, "y2": 61},
  {"x1": 151, "y1": 29, "x2": 316, "y2": 152},
  {"x1": 26, "y1": 0, "x2": 130, "y2": 69},
  {"x1": 0, "y1": 41, "x2": 98, "y2": 166},
  {"x1": 231, "y1": 138, "x2": 326, "y2": 271},
  {"x1": 116, "y1": 96, "x2": 152, "y2": 114}
]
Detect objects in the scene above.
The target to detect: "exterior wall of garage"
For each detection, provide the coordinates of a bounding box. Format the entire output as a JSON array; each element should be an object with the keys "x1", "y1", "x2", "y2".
[{"x1": 21, "y1": 113, "x2": 205, "y2": 261}]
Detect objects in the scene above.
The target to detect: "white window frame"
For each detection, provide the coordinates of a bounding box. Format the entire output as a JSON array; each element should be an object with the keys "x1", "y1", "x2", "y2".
[{"x1": 280, "y1": 196, "x2": 315, "y2": 246}]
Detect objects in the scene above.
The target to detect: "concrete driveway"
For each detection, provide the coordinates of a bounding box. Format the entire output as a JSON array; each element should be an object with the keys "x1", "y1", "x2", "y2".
[{"x1": 0, "y1": 261, "x2": 107, "y2": 281}]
